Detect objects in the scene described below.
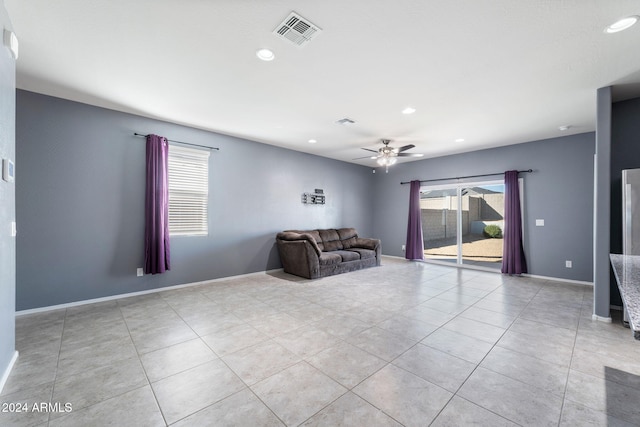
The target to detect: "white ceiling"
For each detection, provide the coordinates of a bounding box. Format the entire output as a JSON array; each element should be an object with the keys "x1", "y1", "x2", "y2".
[{"x1": 6, "y1": 0, "x2": 640, "y2": 165}]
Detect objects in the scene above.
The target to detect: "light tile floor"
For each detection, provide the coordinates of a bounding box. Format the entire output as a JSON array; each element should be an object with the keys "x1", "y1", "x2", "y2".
[{"x1": 2, "y1": 257, "x2": 640, "y2": 426}]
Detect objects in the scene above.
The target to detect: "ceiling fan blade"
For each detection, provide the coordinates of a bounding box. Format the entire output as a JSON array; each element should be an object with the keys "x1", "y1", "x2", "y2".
[
  {"x1": 361, "y1": 148, "x2": 379, "y2": 154},
  {"x1": 396, "y1": 153, "x2": 424, "y2": 157},
  {"x1": 352, "y1": 155, "x2": 379, "y2": 160},
  {"x1": 395, "y1": 144, "x2": 416, "y2": 153}
]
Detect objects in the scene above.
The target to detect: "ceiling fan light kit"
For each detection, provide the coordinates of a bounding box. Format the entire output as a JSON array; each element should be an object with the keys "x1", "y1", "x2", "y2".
[
  {"x1": 353, "y1": 139, "x2": 424, "y2": 172},
  {"x1": 377, "y1": 157, "x2": 397, "y2": 166}
]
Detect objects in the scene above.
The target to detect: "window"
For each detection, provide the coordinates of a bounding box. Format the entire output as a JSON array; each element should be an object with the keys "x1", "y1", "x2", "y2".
[{"x1": 168, "y1": 145, "x2": 210, "y2": 236}]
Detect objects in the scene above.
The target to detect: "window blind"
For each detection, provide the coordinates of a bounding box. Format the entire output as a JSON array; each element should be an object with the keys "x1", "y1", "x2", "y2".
[{"x1": 168, "y1": 145, "x2": 210, "y2": 236}]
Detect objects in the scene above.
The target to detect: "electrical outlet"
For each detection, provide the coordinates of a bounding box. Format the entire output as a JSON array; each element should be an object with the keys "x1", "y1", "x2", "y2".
[
  {"x1": 401, "y1": 245, "x2": 406, "y2": 251},
  {"x1": 137, "y1": 268, "x2": 144, "y2": 277},
  {"x1": 565, "y1": 260, "x2": 572, "y2": 268}
]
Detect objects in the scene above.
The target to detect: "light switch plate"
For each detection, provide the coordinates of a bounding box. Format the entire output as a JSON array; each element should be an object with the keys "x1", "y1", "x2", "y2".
[
  {"x1": 535, "y1": 219, "x2": 544, "y2": 226},
  {"x1": 2, "y1": 158, "x2": 14, "y2": 182},
  {"x1": 11, "y1": 221, "x2": 16, "y2": 237}
]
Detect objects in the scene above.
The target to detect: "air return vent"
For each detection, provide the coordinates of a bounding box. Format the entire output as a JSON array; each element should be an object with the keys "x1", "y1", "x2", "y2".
[
  {"x1": 273, "y1": 12, "x2": 322, "y2": 47},
  {"x1": 336, "y1": 118, "x2": 356, "y2": 125}
]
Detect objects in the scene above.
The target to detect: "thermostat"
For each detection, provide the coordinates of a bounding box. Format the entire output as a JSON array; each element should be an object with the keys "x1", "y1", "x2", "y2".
[{"x1": 2, "y1": 158, "x2": 14, "y2": 182}]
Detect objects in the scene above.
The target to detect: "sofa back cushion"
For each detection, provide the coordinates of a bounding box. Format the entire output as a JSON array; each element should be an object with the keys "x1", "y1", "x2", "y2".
[
  {"x1": 286, "y1": 228, "x2": 361, "y2": 252},
  {"x1": 286, "y1": 229, "x2": 324, "y2": 251},
  {"x1": 337, "y1": 228, "x2": 358, "y2": 249},
  {"x1": 305, "y1": 230, "x2": 324, "y2": 251},
  {"x1": 318, "y1": 229, "x2": 343, "y2": 251}
]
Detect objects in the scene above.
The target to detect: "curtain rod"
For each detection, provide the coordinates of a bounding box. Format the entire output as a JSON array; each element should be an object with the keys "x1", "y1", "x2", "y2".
[
  {"x1": 400, "y1": 169, "x2": 533, "y2": 185},
  {"x1": 133, "y1": 133, "x2": 219, "y2": 151}
]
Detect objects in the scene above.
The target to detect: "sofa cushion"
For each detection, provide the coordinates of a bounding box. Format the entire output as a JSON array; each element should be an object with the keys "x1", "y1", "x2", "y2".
[
  {"x1": 337, "y1": 228, "x2": 358, "y2": 248},
  {"x1": 333, "y1": 250, "x2": 361, "y2": 262},
  {"x1": 318, "y1": 229, "x2": 343, "y2": 251},
  {"x1": 346, "y1": 248, "x2": 376, "y2": 260},
  {"x1": 319, "y1": 252, "x2": 341, "y2": 265}
]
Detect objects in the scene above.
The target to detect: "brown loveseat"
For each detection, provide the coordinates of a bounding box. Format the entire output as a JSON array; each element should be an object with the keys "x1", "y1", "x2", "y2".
[{"x1": 276, "y1": 228, "x2": 381, "y2": 279}]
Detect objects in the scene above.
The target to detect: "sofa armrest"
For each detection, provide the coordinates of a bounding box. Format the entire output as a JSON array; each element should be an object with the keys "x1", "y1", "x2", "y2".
[
  {"x1": 354, "y1": 237, "x2": 382, "y2": 266},
  {"x1": 277, "y1": 231, "x2": 322, "y2": 256},
  {"x1": 354, "y1": 237, "x2": 380, "y2": 251},
  {"x1": 276, "y1": 239, "x2": 321, "y2": 279}
]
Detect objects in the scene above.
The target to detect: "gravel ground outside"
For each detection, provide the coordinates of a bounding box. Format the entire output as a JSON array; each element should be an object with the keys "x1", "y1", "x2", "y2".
[{"x1": 424, "y1": 235, "x2": 503, "y2": 263}]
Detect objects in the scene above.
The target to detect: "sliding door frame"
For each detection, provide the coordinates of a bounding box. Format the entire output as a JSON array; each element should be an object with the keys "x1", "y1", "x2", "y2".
[{"x1": 420, "y1": 178, "x2": 506, "y2": 270}]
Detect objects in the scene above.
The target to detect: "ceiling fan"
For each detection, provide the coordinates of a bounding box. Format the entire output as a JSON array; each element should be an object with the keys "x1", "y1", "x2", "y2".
[{"x1": 354, "y1": 139, "x2": 424, "y2": 172}]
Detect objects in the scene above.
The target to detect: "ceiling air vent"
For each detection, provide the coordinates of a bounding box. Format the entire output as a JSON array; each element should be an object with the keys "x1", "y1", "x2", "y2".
[
  {"x1": 336, "y1": 118, "x2": 356, "y2": 125},
  {"x1": 273, "y1": 12, "x2": 322, "y2": 47}
]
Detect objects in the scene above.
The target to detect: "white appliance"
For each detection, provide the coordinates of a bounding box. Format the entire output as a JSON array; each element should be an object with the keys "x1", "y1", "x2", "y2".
[{"x1": 621, "y1": 169, "x2": 640, "y2": 326}]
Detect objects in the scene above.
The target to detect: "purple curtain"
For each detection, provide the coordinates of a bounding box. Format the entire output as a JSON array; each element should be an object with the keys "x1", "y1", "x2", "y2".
[
  {"x1": 145, "y1": 134, "x2": 171, "y2": 274},
  {"x1": 406, "y1": 180, "x2": 424, "y2": 260},
  {"x1": 502, "y1": 170, "x2": 527, "y2": 275}
]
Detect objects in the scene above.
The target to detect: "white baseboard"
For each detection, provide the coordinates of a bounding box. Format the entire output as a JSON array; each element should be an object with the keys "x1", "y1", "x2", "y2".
[
  {"x1": 522, "y1": 273, "x2": 593, "y2": 287},
  {"x1": 16, "y1": 268, "x2": 284, "y2": 316},
  {"x1": 381, "y1": 254, "x2": 408, "y2": 260},
  {"x1": 391, "y1": 255, "x2": 594, "y2": 286},
  {"x1": 14, "y1": 258, "x2": 593, "y2": 316},
  {"x1": 592, "y1": 314, "x2": 612, "y2": 323},
  {"x1": 0, "y1": 351, "x2": 19, "y2": 395}
]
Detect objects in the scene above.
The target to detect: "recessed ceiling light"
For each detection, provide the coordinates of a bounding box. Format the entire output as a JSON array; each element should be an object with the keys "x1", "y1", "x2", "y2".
[
  {"x1": 402, "y1": 107, "x2": 416, "y2": 115},
  {"x1": 605, "y1": 16, "x2": 639, "y2": 33},
  {"x1": 455, "y1": 138, "x2": 465, "y2": 143},
  {"x1": 256, "y1": 48, "x2": 275, "y2": 61},
  {"x1": 558, "y1": 125, "x2": 571, "y2": 131},
  {"x1": 308, "y1": 139, "x2": 317, "y2": 144}
]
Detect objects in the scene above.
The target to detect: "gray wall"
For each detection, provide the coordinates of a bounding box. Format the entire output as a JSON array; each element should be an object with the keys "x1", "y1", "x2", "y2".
[
  {"x1": 371, "y1": 133, "x2": 595, "y2": 282},
  {"x1": 610, "y1": 95, "x2": 640, "y2": 306},
  {"x1": 16, "y1": 90, "x2": 374, "y2": 310},
  {"x1": 0, "y1": 2, "x2": 17, "y2": 389},
  {"x1": 16, "y1": 89, "x2": 601, "y2": 311}
]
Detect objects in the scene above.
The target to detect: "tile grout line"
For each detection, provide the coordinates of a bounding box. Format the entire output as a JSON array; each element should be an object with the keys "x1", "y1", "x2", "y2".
[
  {"x1": 117, "y1": 299, "x2": 170, "y2": 427},
  {"x1": 345, "y1": 280, "x2": 517, "y2": 427},
  {"x1": 176, "y1": 284, "x2": 294, "y2": 426},
  {"x1": 556, "y1": 286, "x2": 590, "y2": 427},
  {"x1": 46, "y1": 307, "x2": 68, "y2": 426},
  {"x1": 422, "y1": 277, "x2": 545, "y2": 426},
  {"x1": 317, "y1": 274, "x2": 505, "y2": 426},
  {"x1": 10, "y1": 260, "x2": 631, "y2": 427}
]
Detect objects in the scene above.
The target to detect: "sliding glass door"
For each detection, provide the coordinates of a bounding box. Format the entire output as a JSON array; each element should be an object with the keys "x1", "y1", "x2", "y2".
[
  {"x1": 421, "y1": 187, "x2": 460, "y2": 265},
  {"x1": 421, "y1": 181, "x2": 505, "y2": 270}
]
